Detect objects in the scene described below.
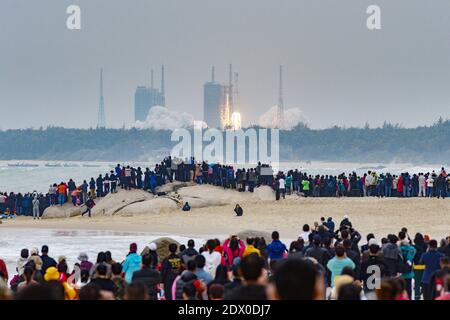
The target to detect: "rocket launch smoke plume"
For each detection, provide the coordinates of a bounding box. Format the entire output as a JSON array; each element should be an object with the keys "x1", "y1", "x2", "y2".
[
  {"x1": 258, "y1": 105, "x2": 308, "y2": 130},
  {"x1": 134, "y1": 106, "x2": 195, "y2": 130}
]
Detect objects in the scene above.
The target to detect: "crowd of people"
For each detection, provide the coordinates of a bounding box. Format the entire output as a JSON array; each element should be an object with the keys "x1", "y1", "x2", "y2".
[
  {"x1": 1, "y1": 215, "x2": 449, "y2": 300},
  {"x1": 1, "y1": 158, "x2": 449, "y2": 219}
]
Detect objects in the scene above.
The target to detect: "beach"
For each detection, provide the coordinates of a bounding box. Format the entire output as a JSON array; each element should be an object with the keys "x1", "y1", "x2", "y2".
[{"x1": 3, "y1": 197, "x2": 449, "y2": 240}]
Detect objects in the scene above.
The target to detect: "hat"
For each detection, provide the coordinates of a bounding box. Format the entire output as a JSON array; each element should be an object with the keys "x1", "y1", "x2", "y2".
[
  {"x1": 130, "y1": 243, "x2": 137, "y2": 253},
  {"x1": 30, "y1": 247, "x2": 39, "y2": 255},
  {"x1": 77, "y1": 252, "x2": 89, "y2": 262},
  {"x1": 58, "y1": 256, "x2": 67, "y2": 264},
  {"x1": 368, "y1": 238, "x2": 379, "y2": 246},
  {"x1": 149, "y1": 243, "x2": 157, "y2": 251},
  {"x1": 44, "y1": 267, "x2": 60, "y2": 282},
  {"x1": 343, "y1": 214, "x2": 349, "y2": 219}
]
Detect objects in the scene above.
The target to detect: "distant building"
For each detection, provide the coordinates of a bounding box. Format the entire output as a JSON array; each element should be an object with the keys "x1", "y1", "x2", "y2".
[
  {"x1": 203, "y1": 66, "x2": 227, "y2": 129},
  {"x1": 134, "y1": 86, "x2": 164, "y2": 122},
  {"x1": 134, "y1": 65, "x2": 166, "y2": 122},
  {"x1": 204, "y1": 82, "x2": 226, "y2": 129}
]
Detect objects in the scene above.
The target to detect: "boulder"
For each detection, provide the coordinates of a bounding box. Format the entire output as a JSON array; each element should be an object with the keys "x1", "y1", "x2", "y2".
[
  {"x1": 236, "y1": 230, "x2": 272, "y2": 241},
  {"x1": 140, "y1": 237, "x2": 181, "y2": 261},
  {"x1": 42, "y1": 204, "x2": 83, "y2": 219},
  {"x1": 91, "y1": 189, "x2": 155, "y2": 216},
  {"x1": 156, "y1": 181, "x2": 192, "y2": 194},
  {"x1": 117, "y1": 197, "x2": 179, "y2": 215}
]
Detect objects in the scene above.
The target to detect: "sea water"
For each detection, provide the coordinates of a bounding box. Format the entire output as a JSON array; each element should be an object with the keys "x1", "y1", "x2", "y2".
[
  {"x1": 0, "y1": 228, "x2": 207, "y2": 279},
  {"x1": 0, "y1": 160, "x2": 447, "y2": 194}
]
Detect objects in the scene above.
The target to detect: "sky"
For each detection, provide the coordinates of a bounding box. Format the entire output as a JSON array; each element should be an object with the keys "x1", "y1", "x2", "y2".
[{"x1": 1, "y1": 0, "x2": 450, "y2": 129}]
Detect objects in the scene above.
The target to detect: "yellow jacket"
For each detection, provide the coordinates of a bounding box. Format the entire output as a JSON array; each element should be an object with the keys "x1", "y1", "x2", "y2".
[{"x1": 242, "y1": 245, "x2": 261, "y2": 257}]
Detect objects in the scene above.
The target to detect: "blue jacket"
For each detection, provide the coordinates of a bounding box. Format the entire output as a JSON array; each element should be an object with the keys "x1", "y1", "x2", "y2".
[
  {"x1": 122, "y1": 253, "x2": 142, "y2": 283},
  {"x1": 267, "y1": 240, "x2": 287, "y2": 261},
  {"x1": 419, "y1": 250, "x2": 444, "y2": 284}
]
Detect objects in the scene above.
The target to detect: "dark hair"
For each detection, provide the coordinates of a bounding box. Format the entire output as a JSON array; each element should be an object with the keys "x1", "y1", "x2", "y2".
[
  {"x1": 303, "y1": 224, "x2": 310, "y2": 232},
  {"x1": 338, "y1": 283, "x2": 361, "y2": 300},
  {"x1": 187, "y1": 260, "x2": 197, "y2": 272},
  {"x1": 335, "y1": 245, "x2": 345, "y2": 257},
  {"x1": 179, "y1": 245, "x2": 186, "y2": 252},
  {"x1": 246, "y1": 238, "x2": 254, "y2": 245},
  {"x1": 398, "y1": 231, "x2": 406, "y2": 240},
  {"x1": 272, "y1": 231, "x2": 280, "y2": 240},
  {"x1": 41, "y1": 245, "x2": 49, "y2": 254},
  {"x1": 342, "y1": 239, "x2": 352, "y2": 249},
  {"x1": 79, "y1": 283, "x2": 101, "y2": 300},
  {"x1": 111, "y1": 263, "x2": 122, "y2": 275},
  {"x1": 208, "y1": 283, "x2": 224, "y2": 299},
  {"x1": 142, "y1": 254, "x2": 152, "y2": 267},
  {"x1": 105, "y1": 251, "x2": 112, "y2": 262},
  {"x1": 20, "y1": 249, "x2": 29, "y2": 259},
  {"x1": 429, "y1": 240, "x2": 438, "y2": 249},
  {"x1": 169, "y1": 243, "x2": 178, "y2": 253},
  {"x1": 187, "y1": 239, "x2": 195, "y2": 248},
  {"x1": 96, "y1": 263, "x2": 107, "y2": 276},
  {"x1": 341, "y1": 266, "x2": 355, "y2": 279},
  {"x1": 273, "y1": 258, "x2": 319, "y2": 300},
  {"x1": 195, "y1": 255, "x2": 206, "y2": 269},
  {"x1": 183, "y1": 282, "x2": 197, "y2": 299},
  {"x1": 229, "y1": 238, "x2": 239, "y2": 252},
  {"x1": 125, "y1": 282, "x2": 147, "y2": 300},
  {"x1": 366, "y1": 233, "x2": 375, "y2": 242},
  {"x1": 23, "y1": 266, "x2": 34, "y2": 282},
  {"x1": 240, "y1": 254, "x2": 264, "y2": 282},
  {"x1": 16, "y1": 281, "x2": 64, "y2": 300},
  {"x1": 214, "y1": 265, "x2": 229, "y2": 283},
  {"x1": 96, "y1": 252, "x2": 106, "y2": 263},
  {"x1": 206, "y1": 240, "x2": 216, "y2": 253}
]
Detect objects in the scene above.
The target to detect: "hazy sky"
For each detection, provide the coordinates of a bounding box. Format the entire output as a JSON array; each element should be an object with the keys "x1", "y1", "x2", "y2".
[{"x1": 1, "y1": 0, "x2": 450, "y2": 129}]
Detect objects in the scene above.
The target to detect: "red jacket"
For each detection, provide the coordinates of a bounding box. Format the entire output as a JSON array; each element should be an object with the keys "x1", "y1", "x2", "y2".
[{"x1": 0, "y1": 259, "x2": 9, "y2": 282}]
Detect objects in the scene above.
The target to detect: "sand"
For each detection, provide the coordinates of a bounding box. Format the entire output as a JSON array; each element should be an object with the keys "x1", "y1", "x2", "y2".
[{"x1": 2, "y1": 196, "x2": 450, "y2": 241}]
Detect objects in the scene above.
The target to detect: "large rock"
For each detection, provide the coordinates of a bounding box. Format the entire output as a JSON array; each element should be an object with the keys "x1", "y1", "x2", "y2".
[
  {"x1": 117, "y1": 197, "x2": 179, "y2": 215},
  {"x1": 91, "y1": 189, "x2": 155, "y2": 216},
  {"x1": 42, "y1": 204, "x2": 83, "y2": 219},
  {"x1": 141, "y1": 237, "x2": 181, "y2": 261},
  {"x1": 177, "y1": 185, "x2": 275, "y2": 207},
  {"x1": 236, "y1": 230, "x2": 272, "y2": 241},
  {"x1": 156, "y1": 181, "x2": 192, "y2": 194}
]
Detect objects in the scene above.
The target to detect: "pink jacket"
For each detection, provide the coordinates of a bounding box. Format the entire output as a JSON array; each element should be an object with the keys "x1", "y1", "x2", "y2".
[{"x1": 222, "y1": 239, "x2": 245, "y2": 266}]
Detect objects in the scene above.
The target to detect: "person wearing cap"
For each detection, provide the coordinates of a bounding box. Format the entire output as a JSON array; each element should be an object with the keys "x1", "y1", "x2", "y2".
[
  {"x1": 40, "y1": 245, "x2": 57, "y2": 274},
  {"x1": 78, "y1": 252, "x2": 93, "y2": 272},
  {"x1": 122, "y1": 243, "x2": 142, "y2": 284}
]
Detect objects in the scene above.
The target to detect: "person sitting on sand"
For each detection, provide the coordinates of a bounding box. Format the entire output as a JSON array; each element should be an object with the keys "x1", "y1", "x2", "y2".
[{"x1": 234, "y1": 204, "x2": 243, "y2": 216}]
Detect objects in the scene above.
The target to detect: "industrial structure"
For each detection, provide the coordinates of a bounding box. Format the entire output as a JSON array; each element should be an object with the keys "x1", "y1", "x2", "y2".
[
  {"x1": 134, "y1": 65, "x2": 166, "y2": 122},
  {"x1": 203, "y1": 64, "x2": 242, "y2": 130},
  {"x1": 276, "y1": 65, "x2": 285, "y2": 129},
  {"x1": 97, "y1": 68, "x2": 106, "y2": 128}
]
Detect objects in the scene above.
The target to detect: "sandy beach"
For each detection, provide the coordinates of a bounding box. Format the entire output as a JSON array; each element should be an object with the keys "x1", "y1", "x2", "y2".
[{"x1": 2, "y1": 197, "x2": 450, "y2": 241}]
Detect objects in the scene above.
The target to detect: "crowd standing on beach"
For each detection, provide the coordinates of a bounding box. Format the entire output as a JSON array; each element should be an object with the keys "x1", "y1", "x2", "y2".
[
  {"x1": 1, "y1": 215, "x2": 449, "y2": 300},
  {"x1": 1, "y1": 157, "x2": 449, "y2": 219}
]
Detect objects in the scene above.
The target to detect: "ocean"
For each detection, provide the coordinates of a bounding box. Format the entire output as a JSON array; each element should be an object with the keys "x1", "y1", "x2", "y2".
[
  {"x1": 0, "y1": 228, "x2": 207, "y2": 280},
  {"x1": 0, "y1": 160, "x2": 448, "y2": 194}
]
